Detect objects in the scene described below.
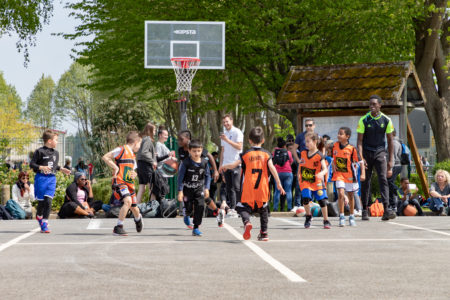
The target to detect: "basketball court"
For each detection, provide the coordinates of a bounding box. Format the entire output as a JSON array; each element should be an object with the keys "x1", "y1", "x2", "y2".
[{"x1": 1, "y1": 216, "x2": 449, "y2": 299}]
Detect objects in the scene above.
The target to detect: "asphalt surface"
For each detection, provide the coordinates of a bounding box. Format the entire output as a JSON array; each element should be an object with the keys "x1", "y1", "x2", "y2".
[{"x1": 1, "y1": 216, "x2": 449, "y2": 300}]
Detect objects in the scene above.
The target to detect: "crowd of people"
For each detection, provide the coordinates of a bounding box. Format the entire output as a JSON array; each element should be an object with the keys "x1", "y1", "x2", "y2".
[{"x1": 1, "y1": 95, "x2": 450, "y2": 242}]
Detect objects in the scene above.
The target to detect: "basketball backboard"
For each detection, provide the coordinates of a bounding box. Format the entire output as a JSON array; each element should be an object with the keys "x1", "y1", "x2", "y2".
[{"x1": 145, "y1": 21, "x2": 225, "y2": 69}]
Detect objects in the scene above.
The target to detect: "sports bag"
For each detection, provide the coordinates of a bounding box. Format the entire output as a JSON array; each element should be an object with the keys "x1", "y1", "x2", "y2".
[
  {"x1": 0, "y1": 205, "x2": 13, "y2": 220},
  {"x1": 152, "y1": 170, "x2": 170, "y2": 200},
  {"x1": 138, "y1": 200, "x2": 160, "y2": 218},
  {"x1": 369, "y1": 199, "x2": 384, "y2": 217},
  {"x1": 400, "y1": 141, "x2": 411, "y2": 165},
  {"x1": 5, "y1": 200, "x2": 26, "y2": 219},
  {"x1": 160, "y1": 198, "x2": 177, "y2": 218},
  {"x1": 273, "y1": 148, "x2": 289, "y2": 167}
]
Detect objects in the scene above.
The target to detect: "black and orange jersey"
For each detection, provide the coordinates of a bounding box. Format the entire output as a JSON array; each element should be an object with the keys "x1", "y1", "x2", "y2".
[
  {"x1": 298, "y1": 150, "x2": 325, "y2": 191},
  {"x1": 331, "y1": 143, "x2": 360, "y2": 183},
  {"x1": 114, "y1": 145, "x2": 136, "y2": 189},
  {"x1": 240, "y1": 147, "x2": 272, "y2": 208}
]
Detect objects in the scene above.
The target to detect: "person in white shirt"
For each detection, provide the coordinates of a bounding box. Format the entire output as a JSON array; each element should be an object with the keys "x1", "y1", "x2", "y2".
[
  {"x1": 219, "y1": 114, "x2": 243, "y2": 216},
  {"x1": 12, "y1": 171, "x2": 34, "y2": 219}
]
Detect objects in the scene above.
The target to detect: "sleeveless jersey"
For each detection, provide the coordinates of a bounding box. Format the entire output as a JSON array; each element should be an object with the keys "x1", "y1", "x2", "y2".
[
  {"x1": 114, "y1": 145, "x2": 136, "y2": 188},
  {"x1": 298, "y1": 150, "x2": 325, "y2": 191},
  {"x1": 182, "y1": 157, "x2": 208, "y2": 190},
  {"x1": 240, "y1": 147, "x2": 271, "y2": 208},
  {"x1": 331, "y1": 143, "x2": 360, "y2": 183}
]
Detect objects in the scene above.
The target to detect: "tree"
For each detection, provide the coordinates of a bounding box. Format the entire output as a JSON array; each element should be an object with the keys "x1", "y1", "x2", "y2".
[
  {"x1": 414, "y1": 0, "x2": 449, "y2": 162},
  {"x1": 25, "y1": 74, "x2": 60, "y2": 129},
  {"x1": 0, "y1": 0, "x2": 54, "y2": 65},
  {"x1": 0, "y1": 71, "x2": 22, "y2": 112}
]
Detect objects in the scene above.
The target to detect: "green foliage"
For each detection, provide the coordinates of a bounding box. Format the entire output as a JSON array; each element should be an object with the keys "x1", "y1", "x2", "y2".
[
  {"x1": 25, "y1": 74, "x2": 61, "y2": 129},
  {"x1": 0, "y1": 71, "x2": 22, "y2": 112},
  {"x1": 432, "y1": 159, "x2": 450, "y2": 175},
  {"x1": 0, "y1": 0, "x2": 53, "y2": 65},
  {"x1": 273, "y1": 117, "x2": 295, "y2": 139}
]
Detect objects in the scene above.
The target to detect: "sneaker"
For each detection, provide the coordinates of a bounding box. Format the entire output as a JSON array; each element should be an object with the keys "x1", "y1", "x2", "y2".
[
  {"x1": 227, "y1": 209, "x2": 239, "y2": 218},
  {"x1": 339, "y1": 215, "x2": 346, "y2": 227},
  {"x1": 217, "y1": 209, "x2": 225, "y2": 227},
  {"x1": 40, "y1": 221, "x2": 50, "y2": 233},
  {"x1": 362, "y1": 209, "x2": 369, "y2": 221},
  {"x1": 290, "y1": 206, "x2": 298, "y2": 213},
  {"x1": 184, "y1": 216, "x2": 193, "y2": 229},
  {"x1": 192, "y1": 228, "x2": 203, "y2": 236},
  {"x1": 134, "y1": 217, "x2": 143, "y2": 233},
  {"x1": 113, "y1": 225, "x2": 128, "y2": 236},
  {"x1": 323, "y1": 220, "x2": 331, "y2": 229},
  {"x1": 304, "y1": 215, "x2": 312, "y2": 229},
  {"x1": 381, "y1": 209, "x2": 396, "y2": 221},
  {"x1": 354, "y1": 210, "x2": 362, "y2": 217},
  {"x1": 243, "y1": 222, "x2": 252, "y2": 240},
  {"x1": 257, "y1": 231, "x2": 269, "y2": 241},
  {"x1": 349, "y1": 215, "x2": 356, "y2": 227}
]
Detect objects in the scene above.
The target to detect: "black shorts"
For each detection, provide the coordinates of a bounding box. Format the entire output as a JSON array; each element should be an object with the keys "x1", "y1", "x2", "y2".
[{"x1": 137, "y1": 160, "x2": 154, "y2": 185}]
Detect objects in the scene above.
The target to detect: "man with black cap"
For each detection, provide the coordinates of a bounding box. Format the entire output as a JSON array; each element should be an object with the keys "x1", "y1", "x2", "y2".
[{"x1": 357, "y1": 95, "x2": 396, "y2": 221}]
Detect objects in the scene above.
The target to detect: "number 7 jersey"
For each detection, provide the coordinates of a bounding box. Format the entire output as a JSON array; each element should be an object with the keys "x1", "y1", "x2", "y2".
[{"x1": 240, "y1": 147, "x2": 272, "y2": 209}]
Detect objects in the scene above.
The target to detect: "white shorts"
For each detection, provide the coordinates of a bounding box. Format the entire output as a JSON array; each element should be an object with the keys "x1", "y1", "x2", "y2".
[{"x1": 335, "y1": 181, "x2": 359, "y2": 192}]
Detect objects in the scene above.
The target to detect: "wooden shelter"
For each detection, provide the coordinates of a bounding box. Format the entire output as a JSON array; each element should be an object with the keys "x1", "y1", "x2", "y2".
[{"x1": 277, "y1": 61, "x2": 430, "y2": 198}]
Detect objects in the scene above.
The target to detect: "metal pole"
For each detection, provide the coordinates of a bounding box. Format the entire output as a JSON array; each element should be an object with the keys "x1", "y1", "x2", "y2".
[
  {"x1": 401, "y1": 81, "x2": 408, "y2": 177},
  {"x1": 180, "y1": 91, "x2": 189, "y2": 131}
]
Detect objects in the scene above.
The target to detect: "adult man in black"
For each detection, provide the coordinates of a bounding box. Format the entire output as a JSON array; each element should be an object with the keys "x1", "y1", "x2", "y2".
[{"x1": 357, "y1": 95, "x2": 396, "y2": 221}]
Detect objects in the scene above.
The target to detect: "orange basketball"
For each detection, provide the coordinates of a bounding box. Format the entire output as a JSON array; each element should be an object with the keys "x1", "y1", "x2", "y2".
[
  {"x1": 403, "y1": 204, "x2": 417, "y2": 216},
  {"x1": 162, "y1": 158, "x2": 179, "y2": 176}
]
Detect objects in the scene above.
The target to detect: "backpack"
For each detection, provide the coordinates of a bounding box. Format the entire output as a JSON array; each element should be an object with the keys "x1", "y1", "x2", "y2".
[
  {"x1": 138, "y1": 200, "x2": 160, "y2": 218},
  {"x1": 400, "y1": 141, "x2": 411, "y2": 165},
  {"x1": 0, "y1": 205, "x2": 13, "y2": 220},
  {"x1": 369, "y1": 199, "x2": 384, "y2": 217},
  {"x1": 160, "y1": 198, "x2": 177, "y2": 218},
  {"x1": 273, "y1": 148, "x2": 289, "y2": 167},
  {"x1": 5, "y1": 200, "x2": 26, "y2": 219},
  {"x1": 152, "y1": 170, "x2": 170, "y2": 200}
]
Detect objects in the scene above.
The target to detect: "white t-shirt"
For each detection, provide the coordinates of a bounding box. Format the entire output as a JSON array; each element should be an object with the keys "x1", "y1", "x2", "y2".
[{"x1": 221, "y1": 126, "x2": 244, "y2": 165}]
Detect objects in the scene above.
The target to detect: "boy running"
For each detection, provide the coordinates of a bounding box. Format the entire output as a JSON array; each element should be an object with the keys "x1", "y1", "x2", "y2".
[
  {"x1": 177, "y1": 139, "x2": 211, "y2": 236},
  {"x1": 102, "y1": 131, "x2": 143, "y2": 236},
  {"x1": 220, "y1": 127, "x2": 285, "y2": 241},
  {"x1": 31, "y1": 130, "x2": 71, "y2": 233},
  {"x1": 332, "y1": 127, "x2": 365, "y2": 227}
]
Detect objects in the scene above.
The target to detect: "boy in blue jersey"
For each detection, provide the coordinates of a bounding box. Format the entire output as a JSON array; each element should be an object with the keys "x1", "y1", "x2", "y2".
[{"x1": 30, "y1": 130, "x2": 71, "y2": 233}]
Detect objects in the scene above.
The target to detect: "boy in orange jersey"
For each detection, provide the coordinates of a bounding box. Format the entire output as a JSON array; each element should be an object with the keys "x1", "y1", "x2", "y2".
[
  {"x1": 332, "y1": 127, "x2": 365, "y2": 227},
  {"x1": 220, "y1": 127, "x2": 285, "y2": 241},
  {"x1": 102, "y1": 131, "x2": 143, "y2": 236},
  {"x1": 298, "y1": 133, "x2": 330, "y2": 229}
]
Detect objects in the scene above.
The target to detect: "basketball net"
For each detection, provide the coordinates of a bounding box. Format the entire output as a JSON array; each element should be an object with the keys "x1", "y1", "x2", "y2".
[{"x1": 170, "y1": 57, "x2": 201, "y2": 92}]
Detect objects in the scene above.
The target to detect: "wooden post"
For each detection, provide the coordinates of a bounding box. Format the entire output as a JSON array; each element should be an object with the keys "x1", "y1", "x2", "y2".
[
  {"x1": 296, "y1": 109, "x2": 303, "y2": 134},
  {"x1": 407, "y1": 119, "x2": 430, "y2": 199},
  {"x1": 400, "y1": 82, "x2": 408, "y2": 178}
]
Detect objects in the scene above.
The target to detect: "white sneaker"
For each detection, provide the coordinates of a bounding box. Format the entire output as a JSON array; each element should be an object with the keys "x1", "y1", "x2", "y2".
[
  {"x1": 354, "y1": 210, "x2": 362, "y2": 217},
  {"x1": 290, "y1": 206, "x2": 298, "y2": 213},
  {"x1": 227, "y1": 209, "x2": 239, "y2": 218}
]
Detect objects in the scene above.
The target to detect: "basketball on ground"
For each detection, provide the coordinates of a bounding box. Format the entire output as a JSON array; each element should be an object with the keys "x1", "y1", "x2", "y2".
[
  {"x1": 295, "y1": 206, "x2": 306, "y2": 217},
  {"x1": 310, "y1": 202, "x2": 322, "y2": 217},
  {"x1": 403, "y1": 204, "x2": 417, "y2": 216}
]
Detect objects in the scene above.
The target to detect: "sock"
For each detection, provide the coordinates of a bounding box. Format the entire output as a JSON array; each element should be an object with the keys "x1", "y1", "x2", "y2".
[
  {"x1": 134, "y1": 214, "x2": 141, "y2": 222},
  {"x1": 117, "y1": 220, "x2": 124, "y2": 226},
  {"x1": 43, "y1": 219, "x2": 48, "y2": 223},
  {"x1": 339, "y1": 213, "x2": 344, "y2": 218}
]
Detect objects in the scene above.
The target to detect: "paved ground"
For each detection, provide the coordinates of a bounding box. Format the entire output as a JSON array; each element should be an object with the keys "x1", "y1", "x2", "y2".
[{"x1": 1, "y1": 216, "x2": 449, "y2": 300}]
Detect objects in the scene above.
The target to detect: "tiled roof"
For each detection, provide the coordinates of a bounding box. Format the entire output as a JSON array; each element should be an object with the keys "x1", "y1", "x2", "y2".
[{"x1": 277, "y1": 61, "x2": 424, "y2": 109}]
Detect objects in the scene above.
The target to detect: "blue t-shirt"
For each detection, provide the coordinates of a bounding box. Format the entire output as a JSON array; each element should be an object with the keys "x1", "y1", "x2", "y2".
[{"x1": 295, "y1": 131, "x2": 307, "y2": 154}]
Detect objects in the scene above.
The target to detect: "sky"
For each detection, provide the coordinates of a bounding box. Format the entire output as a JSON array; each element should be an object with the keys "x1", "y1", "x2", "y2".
[{"x1": 0, "y1": 1, "x2": 82, "y2": 134}]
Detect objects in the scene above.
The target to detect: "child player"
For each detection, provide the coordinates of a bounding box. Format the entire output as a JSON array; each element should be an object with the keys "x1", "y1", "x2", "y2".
[
  {"x1": 298, "y1": 133, "x2": 331, "y2": 229},
  {"x1": 31, "y1": 130, "x2": 71, "y2": 233},
  {"x1": 102, "y1": 131, "x2": 143, "y2": 236},
  {"x1": 177, "y1": 139, "x2": 212, "y2": 236},
  {"x1": 332, "y1": 127, "x2": 365, "y2": 227},
  {"x1": 220, "y1": 127, "x2": 285, "y2": 241}
]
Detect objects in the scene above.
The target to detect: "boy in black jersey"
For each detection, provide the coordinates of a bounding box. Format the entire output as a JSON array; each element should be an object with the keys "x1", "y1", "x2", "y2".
[
  {"x1": 30, "y1": 130, "x2": 71, "y2": 233},
  {"x1": 177, "y1": 139, "x2": 211, "y2": 236}
]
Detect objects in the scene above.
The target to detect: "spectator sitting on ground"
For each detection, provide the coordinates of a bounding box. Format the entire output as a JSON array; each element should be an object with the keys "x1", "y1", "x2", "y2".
[
  {"x1": 11, "y1": 171, "x2": 34, "y2": 219},
  {"x1": 429, "y1": 169, "x2": 450, "y2": 216},
  {"x1": 58, "y1": 172, "x2": 95, "y2": 219},
  {"x1": 396, "y1": 177, "x2": 424, "y2": 216}
]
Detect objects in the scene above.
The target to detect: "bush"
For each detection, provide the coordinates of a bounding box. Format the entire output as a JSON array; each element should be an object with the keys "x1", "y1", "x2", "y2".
[
  {"x1": 432, "y1": 159, "x2": 450, "y2": 175},
  {"x1": 91, "y1": 177, "x2": 150, "y2": 204}
]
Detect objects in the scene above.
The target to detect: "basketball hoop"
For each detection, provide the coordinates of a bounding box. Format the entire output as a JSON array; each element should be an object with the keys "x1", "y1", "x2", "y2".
[{"x1": 170, "y1": 57, "x2": 201, "y2": 92}]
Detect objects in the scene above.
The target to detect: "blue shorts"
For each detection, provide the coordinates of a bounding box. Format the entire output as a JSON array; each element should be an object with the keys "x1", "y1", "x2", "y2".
[
  {"x1": 35, "y1": 173, "x2": 56, "y2": 200},
  {"x1": 301, "y1": 188, "x2": 328, "y2": 201}
]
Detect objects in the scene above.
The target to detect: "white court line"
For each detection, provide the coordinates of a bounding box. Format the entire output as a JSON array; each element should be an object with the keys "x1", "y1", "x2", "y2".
[
  {"x1": 269, "y1": 238, "x2": 450, "y2": 243},
  {"x1": 16, "y1": 240, "x2": 181, "y2": 246},
  {"x1": 0, "y1": 227, "x2": 40, "y2": 253},
  {"x1": 389, "y1": 222, "x2": 450, "y2": 237},
  {"x1": 87, "y1": 219, "x2": 102, "y2": 230},
  {"x1": 275, "y1": 218, "x2": 302, "y2": 226},
  {"x1": 223, "y1": 223, "x2": 306, "y2": 283}
]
